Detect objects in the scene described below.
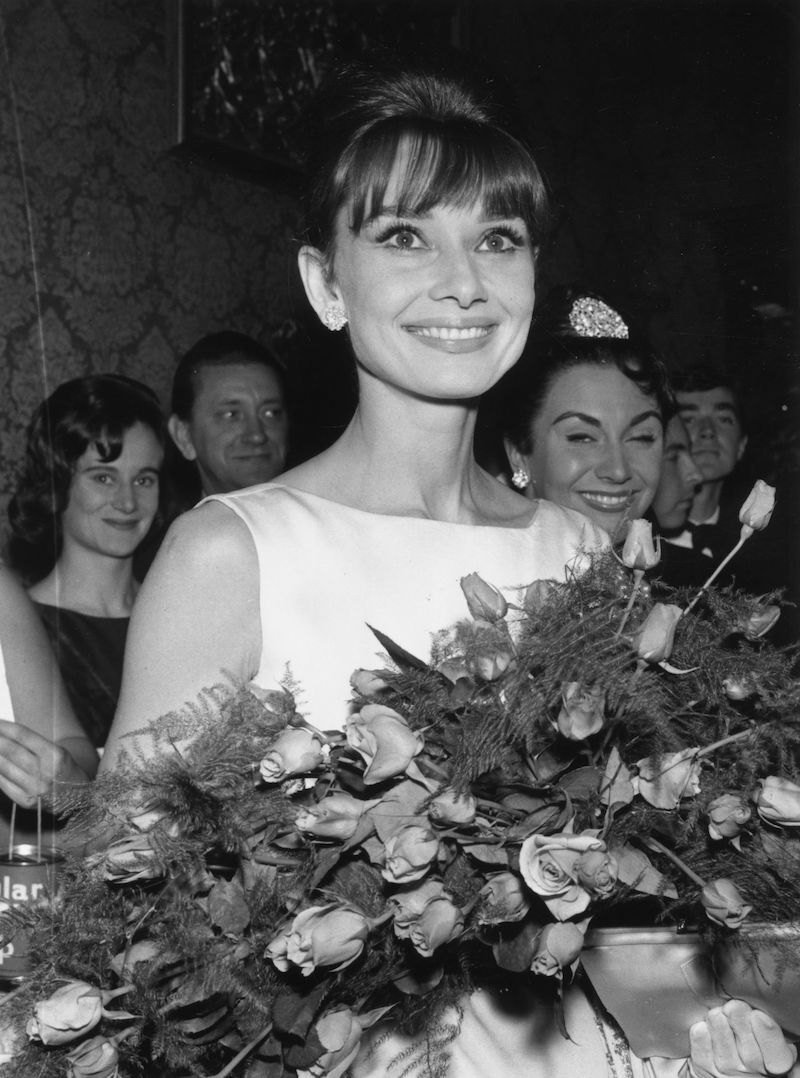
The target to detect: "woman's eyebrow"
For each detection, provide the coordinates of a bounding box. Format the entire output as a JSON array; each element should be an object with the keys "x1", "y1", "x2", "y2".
[
  {"x1": 551, "y1": 409, "x2": 661, "y2": 428},
  {"x1": 552, "y1": 411, "x2": 601, "y2": 426},
  {"x1": 628, "y1": 410, "x2": 662, "y2": 426}
]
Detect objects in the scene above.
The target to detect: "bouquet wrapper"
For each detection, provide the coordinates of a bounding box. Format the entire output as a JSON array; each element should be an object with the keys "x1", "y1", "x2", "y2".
[
  {"x1": 714, "y1": 923, "x2": 800, "y2": 1038},
  {"x1": 581, "y1": 927, "x2": 726, "y2": 1058}
]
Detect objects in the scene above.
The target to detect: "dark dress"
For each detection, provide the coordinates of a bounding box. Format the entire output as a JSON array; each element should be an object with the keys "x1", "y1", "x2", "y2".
[{"x1": 34, "y1": 604, "x2": 128, "y2": 748}]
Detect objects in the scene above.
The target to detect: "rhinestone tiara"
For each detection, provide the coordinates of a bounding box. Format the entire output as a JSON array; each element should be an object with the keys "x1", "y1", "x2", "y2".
[{"x1": 568, "y1": 296, "x2": 629, "y2": 339}]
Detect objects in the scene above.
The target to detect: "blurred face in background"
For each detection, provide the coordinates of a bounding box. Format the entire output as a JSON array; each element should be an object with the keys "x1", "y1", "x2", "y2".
[
  {"x1": 651, "y1": 415, "x2": 703, "y2": 531},
  {"x1": 169, "y1": 361, "x2": 289, "y2": 495},
  {"x1": 62, "y1": 422, "x2": 162, "y2": 560},
  {"x1": 676, "y1": 386, "x2": 746, "y2": 484}
]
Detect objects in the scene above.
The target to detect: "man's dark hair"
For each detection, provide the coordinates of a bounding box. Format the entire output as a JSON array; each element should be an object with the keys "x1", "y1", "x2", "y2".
[{"x1": 171, "y1": 331, "x2": 285, "y2": 420}]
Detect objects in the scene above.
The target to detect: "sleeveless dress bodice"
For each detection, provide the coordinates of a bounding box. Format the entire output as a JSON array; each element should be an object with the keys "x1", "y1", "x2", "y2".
[{"x1": 207, "y1": 483, "x2": 607, "y2": 728}]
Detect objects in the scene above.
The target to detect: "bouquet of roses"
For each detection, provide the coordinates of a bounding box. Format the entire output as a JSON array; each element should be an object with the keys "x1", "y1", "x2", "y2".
[{"x1": 1, "y1": 480, "x2": 798, "y2": 1078}]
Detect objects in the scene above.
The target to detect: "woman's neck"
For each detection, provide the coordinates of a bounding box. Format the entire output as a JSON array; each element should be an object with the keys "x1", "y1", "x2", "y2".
[
  {"x1": 29, "y1": 546, "x2": 137, "y2": 617},
  {"x1": 283, "y1": 391, "x2": 529, "y2": 527}
]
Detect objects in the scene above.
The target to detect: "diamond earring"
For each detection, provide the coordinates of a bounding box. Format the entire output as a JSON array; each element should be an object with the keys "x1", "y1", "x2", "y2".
[
  {"x1": 511, "y1": 468, "x2": 530, "y2": 491},
  {"x1": 322, "y1": 304, "x2": 348, "y2": 332}
]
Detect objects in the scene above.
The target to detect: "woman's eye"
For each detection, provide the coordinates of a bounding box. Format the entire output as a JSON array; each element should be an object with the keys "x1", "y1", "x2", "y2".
[
  {"x1": 93, "y1": 473, "x2": 114, "y2": 484},
  {"x1": 479, "y1": 228, "x2": 525, "y2": 253},
  {"x1": 135, "y1": 475, "x2": 157, "y2": 488},
  {"x1": 566, "y1": 433, "x2": 595, "y2": 444},
  {"x1": 381, "y1": 227, "x2": 423, "y2": 250},
  {"x1": 630, "y1": 432, "x2": 659, "y2": 445}
]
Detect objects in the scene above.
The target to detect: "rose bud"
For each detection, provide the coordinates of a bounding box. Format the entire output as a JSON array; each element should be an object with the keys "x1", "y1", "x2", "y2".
[
  {"x1": 407, "y1": 895, "x2": 464, "y2": 957},
  {"x1": 470, "y1": 638, "x2": 513, "y2": 681},
  {"x1": 701, "y1": 877, "x2": 752, "y2": 929},
  {"x1": 460, "y1": 573, "x2": 508, "y2": 623},
  {"x1": 723, "y1": 676, "x2": 757, "y2": 701},
  {"x1": 266, "y1": 904, "x2": 370, "y2": 977},
  {"x1": 295, "y1": 793, "x2": 376, "y2": 841},
  {"x1": 477, "y1": 872, "x2": 530, "y2": 925},
  {"x1": 530, "y1": 922, "x2": 586, "y2": 978},
  {"x1": 519, "y1": 831, "x2": 606, "y2": 920},
  {"x1": 259, "y1": 727, "x2": 327, "y2": 783},
  {"x1": 575, "y1": 848, "x2": 618, "y2": 897},
  {"x1": 429, "y1": 788, "x2": 477, "y2": 826},
  {"x1": 633, "y1": 603, "x2": 682, "y2": 663},
  {"x1": 389, "y1": 880, "x2": 447, "y2": 937},
  {"x1": 737, "y1": 604, "x2": 781, "y2": 641},
  {"x1": 755, "y1": 775, "x2": 800, "y2": 828},
  {"x1": 346, "y1": 705, "x2": 423, "y2": 785},
  {"x1": 523, "y1": 579, "x2": 557, "y2": 615},
  {"x1": 468, "y1": 645, "x2": 513, "y2": 682},
  {"x1": 88, "y1": 833, "x2": 165, "y2": 884},
  {"x1": 304, "y1": 1009, "x2": 365, "y2": 1078},
  {"x1": 634, "y1": 748, "x2": 701, "y2": 810},
  {"x1": 436, "y1": 658, "x2": 472, "y2": 685},
  {"x1": 65, "y1": 1034, "x2": 119, "y2": 1078},
  {"x1": 554, "y1": 682, "x2": 605, "y2": 741},
  {"x1": 350, "y1": 668, "x2": 392, "y2": 696},
  {"x1": 382, "y1": 823, "x2": 440, "y2": 884},
  {"x1": 707, "y1": 793, "x2": 751, "y2": 841},
  {"x1": 27, "y1": 981, "x2": 103, "y2": 1045},
  {"x1": 620, "y1": 519, "x2": 661, "y2": 570},
  {"x1": 739, "y1": 479, "x2": 776, "y2": 538}
]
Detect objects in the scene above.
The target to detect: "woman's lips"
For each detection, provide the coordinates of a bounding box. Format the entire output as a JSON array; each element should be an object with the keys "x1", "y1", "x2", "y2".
[
  {"x1": 403, "y1": 323, "x2": 497, "y2": 354},
  {"x1": 578, "y1": 492, "x2": 635, "y2": 513}
]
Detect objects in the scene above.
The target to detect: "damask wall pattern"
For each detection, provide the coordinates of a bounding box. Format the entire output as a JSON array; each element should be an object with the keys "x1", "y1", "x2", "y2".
[{"x1": 0, "y1": 0, "x2": 301, "y2": 512}]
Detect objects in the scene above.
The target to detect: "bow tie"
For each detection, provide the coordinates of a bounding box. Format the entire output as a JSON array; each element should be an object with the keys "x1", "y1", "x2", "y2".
[{"x1": 684, "y1": 520, "x2": 718, "y2": 556}]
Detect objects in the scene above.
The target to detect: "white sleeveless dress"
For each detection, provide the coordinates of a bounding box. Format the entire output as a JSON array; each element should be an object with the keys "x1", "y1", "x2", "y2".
[
  {"x1": 206, "y1": 483, "x2": 683, "y2": 1078},
  {"x1": 207, "y1": 483, "x2": 606, "y2": 729}
]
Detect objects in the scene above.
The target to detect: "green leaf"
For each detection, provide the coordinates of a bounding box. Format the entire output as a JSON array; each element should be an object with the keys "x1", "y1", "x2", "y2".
[
  {"x1": 367, "y1": 625, "x2": 429, "y2": 671},
  {"x1": 491, "y1": 918, "x2": 543, "y2": 972},
  {"x1": 272, "y1": 982, "x2": 328, "y2": 1038},
  {"x1": 208, "y1": 878, "x2": 251, "y2": 935}
]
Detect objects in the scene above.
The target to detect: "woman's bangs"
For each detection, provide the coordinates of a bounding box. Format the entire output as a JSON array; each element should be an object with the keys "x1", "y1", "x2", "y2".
[{"x1": 345, "y1": 122, "x2": 545, "y2": 237}]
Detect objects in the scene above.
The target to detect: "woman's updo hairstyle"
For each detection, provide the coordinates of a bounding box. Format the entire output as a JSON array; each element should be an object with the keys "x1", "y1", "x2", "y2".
[
  {"x1": 8, "y1": 374, "x2": 165, "y2": 580},
  {"x1": 301, "y1": 53, "x2": 550, "y2": 267},
  {"x1": 489, "y1": 285, "x2": 674, "y2": 460}
]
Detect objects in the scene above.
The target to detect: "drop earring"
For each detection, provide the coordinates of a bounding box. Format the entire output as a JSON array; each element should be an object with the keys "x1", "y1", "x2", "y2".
[
  {"x1": 322, "y1": 304, "x2": 348, "y2": 331},
  {"x1": 511, "y1": 468, "x2": 530, "y2": 491}
]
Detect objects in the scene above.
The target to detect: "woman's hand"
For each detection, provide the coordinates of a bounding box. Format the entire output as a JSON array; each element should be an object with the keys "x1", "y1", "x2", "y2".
[
  {"x1": 0, "y1": 720, "x2": 92, "y2": 809},
  {"x1": 682, "y1": 1000, "x2": 798, "y2": 1078}
]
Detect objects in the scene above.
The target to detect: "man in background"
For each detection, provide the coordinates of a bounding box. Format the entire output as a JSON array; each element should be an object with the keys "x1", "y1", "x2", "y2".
[
  {"x1": 167, "y1": 331, "x2": 289, "y2": 503},
  {"x1": 672, "y1": 368, "x2": 796, "y2": 642},
  {"x1": 135, "y1": 332, "x2": 289, "y2": 578},
  {"x1": 673, "y1": 370, "x2": 747, "y2": 557},
  {"x1": 649, "y1": 414, "x2": 709, "y2": 589}
]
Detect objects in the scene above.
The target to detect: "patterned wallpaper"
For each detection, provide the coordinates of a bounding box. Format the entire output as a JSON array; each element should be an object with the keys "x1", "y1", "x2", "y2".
[
  {"x1": 0, "y1": 0, "x2": 302, "y2": 514},
  {"x1": 0, "y1": 0, "x2": 795, "y2": 521}
]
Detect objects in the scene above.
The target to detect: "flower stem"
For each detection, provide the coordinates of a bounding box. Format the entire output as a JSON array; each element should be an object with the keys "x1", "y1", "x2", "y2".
[
  {"x1": 208, "y1": 1023, "x2": 273, "y2": 1078},
  {"x1": 696, "y1": 728, "x2": 754, "y2": 759},
  {"x1": 615, "y1": 570, "x2": 643, "y2": 639},
  {"x1": 684, "y1": 536, "x2": 748, "y2": 615},
  {"x1": 643, "y1": 835, "x2": 706, "y2": 888}
]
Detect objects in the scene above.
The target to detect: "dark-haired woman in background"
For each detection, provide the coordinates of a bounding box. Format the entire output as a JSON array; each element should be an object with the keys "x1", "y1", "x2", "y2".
[
  {"x1": 8, "y1": 375, "x2": 165, "y2": 747},
  {"x1": 496, "y1": 289, "x2": 670, "y2": 546}
]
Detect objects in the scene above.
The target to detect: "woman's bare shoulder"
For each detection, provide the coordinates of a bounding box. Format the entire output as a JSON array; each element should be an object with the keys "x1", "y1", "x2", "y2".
[{"x1": 157, "y1": 500, "x2": 256, "y2": 565}]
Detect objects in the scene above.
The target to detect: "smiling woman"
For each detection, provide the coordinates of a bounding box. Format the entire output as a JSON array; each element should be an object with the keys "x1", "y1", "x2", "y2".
[
  {"x1": 8, "y1": 375, "x2": 165, "y2": 747},
  {"x1": 496, "y1": 287, "x2": 672, "y2": 543}
]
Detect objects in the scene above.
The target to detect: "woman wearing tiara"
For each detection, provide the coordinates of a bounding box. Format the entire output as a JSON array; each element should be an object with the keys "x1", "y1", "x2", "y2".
[
  {"x1": 100, "y1": 58, "x2": 794, "y2": 1078},
  {"x1": 496, "y1": 286, "x2": 670, "y2": 544}
]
